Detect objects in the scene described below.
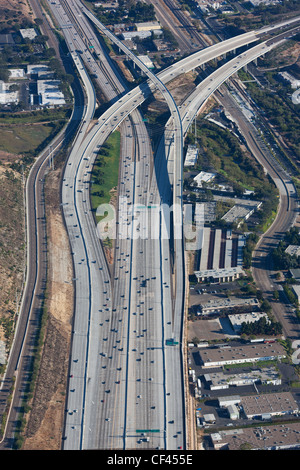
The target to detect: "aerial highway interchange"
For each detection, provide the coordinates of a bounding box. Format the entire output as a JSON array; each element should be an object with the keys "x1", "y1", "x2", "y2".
[
  {"x1": 2, "y1": 0, "x2": 300, "y2": 451},
  {"x1": 46, "y1": 0, "x2": 300, "y2": 450}
]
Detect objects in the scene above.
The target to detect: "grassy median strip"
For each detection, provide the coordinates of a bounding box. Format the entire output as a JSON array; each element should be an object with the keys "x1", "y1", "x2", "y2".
[{"x1": 90, "y1": 130, "x2": 121, "y2": 223}]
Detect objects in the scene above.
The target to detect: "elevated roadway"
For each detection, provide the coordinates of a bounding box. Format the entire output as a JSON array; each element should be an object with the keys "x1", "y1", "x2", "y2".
[{"x1": 56, "y1": 3, "x2": 300, "y2": 449}]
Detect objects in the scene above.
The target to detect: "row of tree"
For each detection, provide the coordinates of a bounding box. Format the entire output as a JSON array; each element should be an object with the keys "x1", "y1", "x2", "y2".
[
  {"x1": 272, "y1": 227, "x2": 300, "y2": 270},
  {"x1": 240, "y1": 316, "x2": 282, "y2": 336}
]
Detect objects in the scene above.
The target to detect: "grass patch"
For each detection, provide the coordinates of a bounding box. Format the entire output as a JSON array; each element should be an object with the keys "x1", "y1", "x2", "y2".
[
  {"x1": 0, "y1": 123, "x2": 59, "y2": 155},
  {"x1": 90, "y1": 131, "x2": 121, "y2": 222}
]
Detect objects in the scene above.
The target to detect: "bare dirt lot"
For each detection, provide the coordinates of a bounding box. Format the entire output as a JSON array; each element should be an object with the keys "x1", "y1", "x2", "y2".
[{"x1": 0, "y1": 0, "x2": 33, "y2": 25}]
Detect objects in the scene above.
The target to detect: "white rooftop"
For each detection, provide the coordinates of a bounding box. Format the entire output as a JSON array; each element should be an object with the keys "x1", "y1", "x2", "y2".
[
  {"x1": 193, "y1": 171, "x2": 216, "y2": 187},
  {"x1": 27, "y1": 64, "x2": 50, "y2": 75},
  {"x1": 9, "y1": 69, "x2": 25, "y2": 79},
  {"x1": 37, "y1": 80, "x2": 66, "y2": 106},
  {"x1": 184, "y1": 144, "x2": 198, "y2": 166},
  {"x1": 20, "y1": 28, "x2": 37, "y2": 40},
  {"x1": 0, "y1": 81, "x2": 19, "y2": 104}
]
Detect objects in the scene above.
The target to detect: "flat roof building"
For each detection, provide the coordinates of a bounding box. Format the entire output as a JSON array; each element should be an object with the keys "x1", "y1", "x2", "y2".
[
  {"x1": 184, "y1": 144, "x2": 198, "y2": 166},
  {"x1": 0, "y1": 81, "x2": 19, "y2": 104},
  {"x1": 278, "y1": 71, "x2": 300, "y2": 89},
  {"x1": 221, "y1": 201, "x2": 262, "y2": 225},
  {"x1": 228, "y1": 312, "x2": 270, "y2": 333},
  {"x1": 137, "y1": 55, "x2": 154, "y2": 68},
  {"x1": 204, "y1": 367, "x2": 281, "y2": 390},
  {"x1": 20, "y1": 28, "x2": 37, "y2": 40},
  {"x1": 292, "y1": 285, "x2": 300, "y2": 304},
  {"x1": 199, "y1": 342, "x2": 286, "y2": 368},
  {"x1": 289, "y1": 268, "x2": 300, "y2": 281},
  {"x1": 135, "y1": 21, "x2": 161, "y2": 32},
  {"x1": 9, "y1": 69, "x2": 26, "y2": 79},
  {"x1": 193, "y1": 171, "x2": 216, "y2": 188},
  {"x1": 0, "y1": 34, "x2": 15, "y2": 45},
  {"x1": 241, "y1": 392, "x2": 299, "y2": 420},
  {"x1": 37, "y1": 80, "x2": 66, "y2": 106},
  {"x1": 27, "y1": 64, "x2": 51, "y2": 76},
  {"x1": 198, "y1": 296, "x2": 258, "y2": 315},
  {"x1": 210, "y1": 422, "x2": 300, "y2": 450},
  {"x1": 285, "y1": 245, "x2": 300, "y2": 257},
  {"x1": 122, "y1": 30, "x2": 162, "y2": 41},
  {"x1": 194, "y1": 266, "x2": 245, "y2": 283}
]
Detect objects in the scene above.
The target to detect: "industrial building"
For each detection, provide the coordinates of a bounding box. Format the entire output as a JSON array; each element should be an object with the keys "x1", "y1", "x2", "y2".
[
  {"x1": 195, "y1": 227, "x2": 246, "y2": 282},
  {"x1": 218, "y1": 396, "x2": 241, "y2": 408},
  {"x1": 184, "y1": 144, "x2": 198, "y2": 167},
  {"x1": 210, "y1": 422, "x2": 300, "y2": 450},
  {"x1": 199, "y1": 342, "x2": 286, "y2": 368},
  {"x1": 198, "y1": 297, "x2": 259, "y2": 315},
  {"x1": 221, "y1": 200, "x2": 262, "y2": 226},
  {"x1": 135, "y1": 21, "x2": 161, "y2": 32},
  {"x1": 193, "y1": 171, "x2": 216, "y2": 187},
  {"x1": 20, "y1": 28, "x2": 37, "y2": 41},
  {"x1": 194, "y1": 266, "x2": 244, "y2": 283},
  {"x1": 240, "y1": 392, "x2": 299, "y2": 420},
  {"x1": 37, "y1": 80, "x2": 66, "y2": 106},
  {"x1": 203, "y1": 366, "x2": 281, "y2": 390},
  {"x1": 0, "y1": 81, "x2": 19, "y2": 105}
]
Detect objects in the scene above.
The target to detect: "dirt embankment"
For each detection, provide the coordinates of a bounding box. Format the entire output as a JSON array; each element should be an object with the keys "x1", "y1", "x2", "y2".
[
  {"x1": 22, "y1": 167, "x2": 74, "y2": 450},
  {"x1": 0, "y1": 163, "x2": 25, "y2": 348}
]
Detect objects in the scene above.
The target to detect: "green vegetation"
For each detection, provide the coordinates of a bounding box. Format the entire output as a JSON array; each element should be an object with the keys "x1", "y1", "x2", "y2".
[
  {"x1": 90, "y1": 131, "x2": 121, "y2": 221},
  {"x1": 223, "y1": 0, "x2": 300, "y2": 30},
  {"x1": 245, "y1": 81, "x2": 300, "y2": 165},
  {"x1": 185, "y1": 118, "x2": 279, "y2": 232},
  {"x1": 0, "y1": 123, "x2": 58, "y2": 155},
  {"x1": 272, "y1": 227, "x2": 300, "y2": 270},
  {"x1": 0, "y1": 108, "x2": 71, "y2": 172},
  {"x1": 90, "y1": 0, "x2": 156, "y2": 25},
  {"x1": 243, "y1": 233, "x2": 259, "y2": 269},
  {"x1": 240, "y1": 316, "x2": 283, "y2": 336},
  {"x1": 190, "y1": 119, "x2": 271, "y2": 193}
]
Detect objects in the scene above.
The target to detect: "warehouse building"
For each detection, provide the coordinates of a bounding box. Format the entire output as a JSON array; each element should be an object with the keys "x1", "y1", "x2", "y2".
[
  {"x1": 221, "y1": 201, "x2": 262, "y2": 226},
  {"x1": 194, "y1": 266, "x2": 244, "y2": 283},
  {"x1": 135, "y1": 21, "x2": 161, "y2": 32},
  {"x1": 199, "y1": 342, "x2": 286, "y2": 368},
  {"x1": 204, "y1": 367, "x2": 281, "y2": 390},
  {"x1": 218, "y1": 395, "x2": 241, "y2": 407},
  {"x1": 37, "y1": 80, "x2": 66, "y2": 106},
  {"x1": 210, "y1": 422, "x2": 300, "y2": 450},
  {"x1": 184, "y1": 144, "x2": 198, "y2": 166},
  {"x1": 198, "y1": 297, "x2": 259, "y2": 315},
  {"x1": 240, "y1": 392, "x2": 299, "y2": 420}
]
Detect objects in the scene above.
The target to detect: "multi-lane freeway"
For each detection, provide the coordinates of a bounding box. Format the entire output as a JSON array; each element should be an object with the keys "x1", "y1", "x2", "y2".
[{"x1": 56, "y1": 3, "x2": 300, "y2": 450}]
